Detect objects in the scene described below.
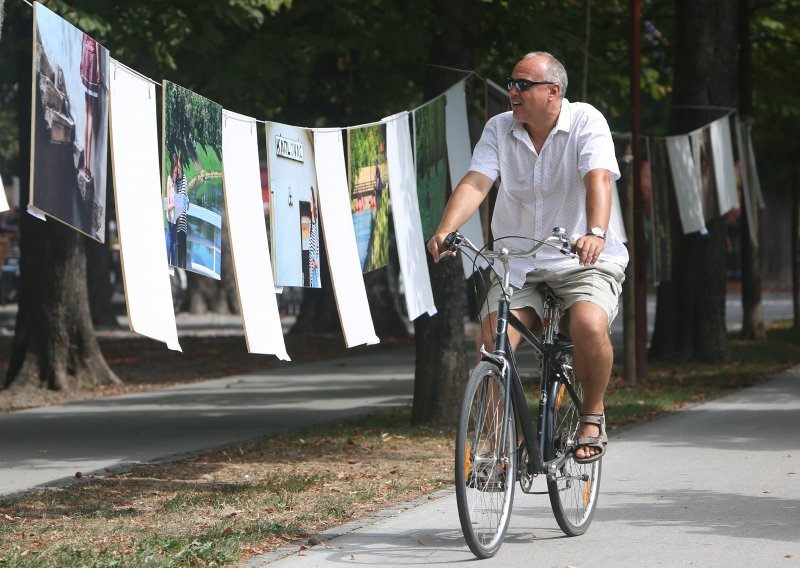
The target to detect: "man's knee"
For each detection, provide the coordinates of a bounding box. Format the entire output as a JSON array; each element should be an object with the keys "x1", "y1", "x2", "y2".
[{"x1": 568, "y1": 301, "x2": 610, "y2": 342}]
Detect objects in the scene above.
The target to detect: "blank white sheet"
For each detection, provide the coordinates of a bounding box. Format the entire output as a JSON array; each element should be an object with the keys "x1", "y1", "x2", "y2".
[
  {"x1": 709, "y1": 115, "x2": 739, "y2": 215},
  {"x1": 610, "y1": 178, "x2": 627, "y2": 242},
  {"x1": 108, "y1": 60, "x2": 180, "y2": 350},
  {"x1": 222, "y1": 110, "x2": 289, "y2": 360},
  {"x1": 666, "y1": 135, "x2": 706, "y2": 235},
  {"x1": 0, "y1": 173, "x2": 8, "y2": 213},
  {"x1": 445, "y1": 80, "x2": 486, "y2": 277},
  {"x1": 313, "y1": 130, "x2": 378, "y2": 347},
  {"x1": 385, "y1": 112, "x2": 436, "y2": 320}
]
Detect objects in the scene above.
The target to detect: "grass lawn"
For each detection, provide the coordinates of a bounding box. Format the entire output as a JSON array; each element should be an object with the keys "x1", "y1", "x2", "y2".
[{"x1": 1, "y1": 323, "x2": 798, "y2": 567}]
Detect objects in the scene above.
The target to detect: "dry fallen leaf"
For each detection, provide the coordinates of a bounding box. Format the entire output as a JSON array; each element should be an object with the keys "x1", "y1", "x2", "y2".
[{"x1": 222, "y1": 527, "x2": 234, "y2": 536}]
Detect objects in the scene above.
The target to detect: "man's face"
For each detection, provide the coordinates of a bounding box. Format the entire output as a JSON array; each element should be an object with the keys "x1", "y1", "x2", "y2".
[{"x1": 508, "y1": 57, "x2": 559, "y2": 123}]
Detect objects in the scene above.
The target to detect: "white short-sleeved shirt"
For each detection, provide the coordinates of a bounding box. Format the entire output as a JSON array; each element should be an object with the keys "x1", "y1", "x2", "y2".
[{"x1": 469, "y1": 100, "x2": 628, "y2": 287}]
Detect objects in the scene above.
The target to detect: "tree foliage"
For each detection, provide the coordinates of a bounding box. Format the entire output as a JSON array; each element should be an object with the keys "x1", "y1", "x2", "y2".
[{"x1": 162, "y1": 82, "x2": 222, "y2": 171}]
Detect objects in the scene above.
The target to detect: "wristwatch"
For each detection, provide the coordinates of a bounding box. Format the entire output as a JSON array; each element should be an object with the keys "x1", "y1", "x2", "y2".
[{"x1": 587, "y1": 226, "x2": 606, "y2": 240}]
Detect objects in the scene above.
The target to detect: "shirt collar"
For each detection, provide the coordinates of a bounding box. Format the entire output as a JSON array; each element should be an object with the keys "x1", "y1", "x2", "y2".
[
  {"x1": 554, "y1": 99, "x2": 572, "y2": 133},
  {"x1": 509, "y1": 98, "x2": 573, "y2": 137}
]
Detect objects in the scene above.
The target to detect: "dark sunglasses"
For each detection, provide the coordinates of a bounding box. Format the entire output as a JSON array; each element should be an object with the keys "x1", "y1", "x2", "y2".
[{"x1": 506, "y1": 77, "x2": 553, "y2": 92}]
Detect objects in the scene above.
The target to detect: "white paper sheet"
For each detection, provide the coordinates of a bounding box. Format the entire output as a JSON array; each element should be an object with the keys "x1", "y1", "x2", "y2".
[
  {"x1": 26, "y1": 204, "x2": 47, "y2": 221},
  {"x1": 665, "y1": 135, "x2": 707, "y2": 234},
  {"x1": 609, "y1": 178, "x2": 627, "y2": 242},
  {"x1": 313, "y1": 130, "x2": 379, "y2": 347},
  {"x1": 108, "y1": 60, "x2": 180, "y2": 351},
  {"x1": 445, "y1": 80, "x2": 486, "y2": 277},
  {"x1": 745, "y1": 122, "x2": 765, "y2": 209},
  {"x1": 734, "y1": 116, "x2": 757, "y2": 245},
  {"x1": 709, "y1": 115, "x2": 739, "y2": 215},
  {"x1": 0, "y1": 173, "x2": 8, "y2": 213},
  {"x1": 385, "y1": 112, "x2": 436, "y2": 320},
  {"x1": 222, "y1": 110, "x2": 289, "y2": 360}
]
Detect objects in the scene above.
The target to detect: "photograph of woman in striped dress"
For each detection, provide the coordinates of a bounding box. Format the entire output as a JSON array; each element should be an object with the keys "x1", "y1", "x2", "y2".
[
  {"x1": 308, "y1": 186, "x2": 320, "y2": 288},
  {"x1": 175, "y1": 160, "x2": 189, "y2": 269}
]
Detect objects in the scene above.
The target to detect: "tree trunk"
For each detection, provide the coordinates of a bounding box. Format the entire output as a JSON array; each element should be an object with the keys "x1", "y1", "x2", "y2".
[
  {"x1": 411, "y1": 0, "x2": 475, "y2": 426},
  {"x1": 87, "y1": 171, "x2": 119, "y2": 328},
  {"x1": 86, "y1": 235, "x2": 118, "y2": 328},
  {"x1": 737, "y1": 0, "x2": 764, "y2": 340},
  {"x1": 649, "y1": 0, "x2": 738, "y2": 362},
  {"x1": 4, "y1": 4, "x2": 118, "y2": 392},
  {"x1": 290, "y1": 234, "x2": 342, "y2": 337}
]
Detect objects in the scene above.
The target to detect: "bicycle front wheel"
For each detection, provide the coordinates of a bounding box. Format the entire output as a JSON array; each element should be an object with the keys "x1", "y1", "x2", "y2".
[
  {"x1": 546, "y1": 361, "x2": 602, "y2": 536},
  {"x1": 455, "y1": 361, "x2": 516, "y2": 559}
]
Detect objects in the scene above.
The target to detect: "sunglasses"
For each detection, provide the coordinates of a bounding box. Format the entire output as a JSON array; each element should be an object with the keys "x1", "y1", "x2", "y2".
[{"x1": 506, "y1": 78, "x2": 553, "y2": 92}]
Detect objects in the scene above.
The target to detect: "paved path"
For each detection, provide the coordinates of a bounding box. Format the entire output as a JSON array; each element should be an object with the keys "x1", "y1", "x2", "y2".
[
  {"x1": 0, "y1": 347, "x2": 415, "y2": 497},
  {"x1": 247, "y1": 367, "x2": 800, "y2": 568}
]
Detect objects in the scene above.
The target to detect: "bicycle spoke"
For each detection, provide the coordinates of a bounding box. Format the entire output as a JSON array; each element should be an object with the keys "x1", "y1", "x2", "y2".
[
  {"x1": 455, "y1": 362, "x2": 516, "y2": 558},
  {"x1": 547, "y1": 358, "x2": 601, "y2": 536}
]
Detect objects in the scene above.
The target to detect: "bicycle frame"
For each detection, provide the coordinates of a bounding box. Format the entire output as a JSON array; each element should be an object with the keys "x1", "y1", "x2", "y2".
[{"x1": 485, "y1": 291, "x2": 581, "y2": 479}]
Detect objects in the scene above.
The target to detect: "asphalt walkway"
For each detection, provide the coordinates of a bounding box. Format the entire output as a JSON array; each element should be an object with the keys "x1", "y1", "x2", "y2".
[
  {"x1": 0, "y1": 347, "x2": 415, "y2": 497},
  {"x1": 246, "y1": 366, "x2": 800, "y2": 568},
  {"x1": 0, "y1": 292, "x2": 797, "y2": 567}
]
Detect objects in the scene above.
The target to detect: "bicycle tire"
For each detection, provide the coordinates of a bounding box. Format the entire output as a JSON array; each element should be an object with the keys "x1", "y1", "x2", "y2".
[
  {"x1": 455, "y1": 361, "x2": 517, "y2": 558},
  {"x1": 545, "y1": 351, "x2": 602, "y2": 536}
]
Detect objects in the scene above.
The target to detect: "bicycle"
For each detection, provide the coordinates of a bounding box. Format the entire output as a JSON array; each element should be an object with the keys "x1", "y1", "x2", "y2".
[{"x1": 444, "y1": 227, "x2": 602, "y2": 559}]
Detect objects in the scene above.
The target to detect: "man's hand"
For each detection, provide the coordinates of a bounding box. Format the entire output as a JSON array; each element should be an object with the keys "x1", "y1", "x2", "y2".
[
  {"x1": 573, "y1": 234, "x2": 605, "y2": 266},
  {"x1": 427, "y1": 233, "x2": 456, "y2": 263}
]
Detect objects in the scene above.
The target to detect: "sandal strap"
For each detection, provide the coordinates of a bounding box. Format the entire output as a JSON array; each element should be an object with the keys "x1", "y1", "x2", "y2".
[
  {"x1": 577, "y1": 434, "x2": 607, "y2": 446},
  {"x1": 579, "y1": 414, "x2": 605, "y2": 427}
]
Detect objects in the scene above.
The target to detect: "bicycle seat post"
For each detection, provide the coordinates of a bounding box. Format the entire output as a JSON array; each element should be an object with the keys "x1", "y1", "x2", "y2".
[{"x1": 542, "y1": 289, "x2": 563, "y2": 345}]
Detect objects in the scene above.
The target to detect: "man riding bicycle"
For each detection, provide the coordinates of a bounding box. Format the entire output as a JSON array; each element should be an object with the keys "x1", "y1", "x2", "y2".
[{"x1": 427, "y1": 51, "x2": 628, "y2": 463}]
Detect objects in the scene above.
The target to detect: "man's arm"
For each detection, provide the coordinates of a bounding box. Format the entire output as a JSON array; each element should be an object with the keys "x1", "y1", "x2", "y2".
[
  {"x1": 426, "y1": 171, "x2": 494, "y2": 262},
  {"x1": 573, "y1": 168, "x2": 612, "y2": 266}
]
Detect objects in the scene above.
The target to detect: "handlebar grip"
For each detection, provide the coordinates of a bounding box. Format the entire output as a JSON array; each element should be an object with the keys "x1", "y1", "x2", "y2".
[{"x1": 443, "y1": 231, "x2": 462, "y2": 252}]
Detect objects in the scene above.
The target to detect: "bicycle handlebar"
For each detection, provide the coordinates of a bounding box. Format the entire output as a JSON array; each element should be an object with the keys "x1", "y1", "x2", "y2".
[{"x1": 444, "y1": 227, "x2": 573, "y2": 260}]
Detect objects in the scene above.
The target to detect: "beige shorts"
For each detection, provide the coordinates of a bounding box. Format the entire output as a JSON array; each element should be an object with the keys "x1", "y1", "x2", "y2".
[{"x1": 479, "y1": 263, "x2": 626, "y2": 325}]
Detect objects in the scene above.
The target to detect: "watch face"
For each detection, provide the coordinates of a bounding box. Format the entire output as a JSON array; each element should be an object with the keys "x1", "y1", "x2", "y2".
[{"x1": 590, "y1": 227, "x2": 605, "y2": 238}]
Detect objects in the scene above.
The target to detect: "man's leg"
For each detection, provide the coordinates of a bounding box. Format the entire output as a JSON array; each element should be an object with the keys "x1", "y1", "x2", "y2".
[
  {"x1": 567, "y1": 300, "x2": 612, "y2": 461},
  {"x1": 480, "y1": 307, "x2": 540, "y2": 354}
]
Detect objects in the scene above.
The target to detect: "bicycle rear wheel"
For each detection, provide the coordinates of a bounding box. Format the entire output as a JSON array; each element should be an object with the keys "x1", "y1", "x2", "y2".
[
  {"x1": 546, "y1": 356, "x2": 601, "y2": 536},
  {"x1": 455, "y1": 361, "x2": 516, "y2": 558}
]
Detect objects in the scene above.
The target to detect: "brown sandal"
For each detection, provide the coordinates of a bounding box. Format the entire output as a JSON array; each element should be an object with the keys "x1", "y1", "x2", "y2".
[{"x1": 574, "y1": 412, "x2": 607, "y2": 464}]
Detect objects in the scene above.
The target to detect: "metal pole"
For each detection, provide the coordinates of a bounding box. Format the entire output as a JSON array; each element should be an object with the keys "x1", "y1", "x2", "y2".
[
  {"x1": 630, "y1": 0, "x2": 647, "y2": 379},
  {"x1": 621, "y1": 139, "x2": 636, "y2": 383}
]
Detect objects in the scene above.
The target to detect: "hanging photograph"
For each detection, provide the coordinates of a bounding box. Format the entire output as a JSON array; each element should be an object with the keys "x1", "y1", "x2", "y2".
[
  {"x1": 649, "y1": 138, "x2": 674, "y2": 285},
  {"x1": 347, "y1": 123, "x2": 390, "y2": 273},
  {"x1": 265, "y1": 122, "x2": 322, "y2": 289},
  {"x1": 690, "y1": 127, "x2": 718, "y2": 222},
  {"x1": 413, "y1": 95, "x2": 448, "y2": 241},
  {"x1": 30, "y1": 2, "x2": 109, "y2": 242},
  {"x1": 162, "y1": 81, "x2": 224, "y2": 279}
]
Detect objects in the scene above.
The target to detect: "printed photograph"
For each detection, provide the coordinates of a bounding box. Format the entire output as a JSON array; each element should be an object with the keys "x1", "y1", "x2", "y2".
[
  {"x1": 649, "y1": 138, "x2": 673, "y2": 284},
  {"x1": 348, "y1": 123, "x2": 390, "y2": 273},
  {"x1": 162, "y1": 81, "x2": 224, "y2": 279},
  {"x1": 413, "y1": 95, "x2": 448, "y2": 241},
  {"x1": 265, "y1": 122, "x2": 321, "y2": 289},
  {"x1": 690, "y1": 127, "x2": 718, "y2": 222},
  {"x1": 30, "y1": 2, "x2": 109, "y2": 242}
]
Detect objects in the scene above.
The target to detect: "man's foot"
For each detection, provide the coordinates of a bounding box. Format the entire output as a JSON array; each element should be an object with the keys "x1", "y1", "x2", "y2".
[{"x1": 574, "y1": 412, "x2": 607, "y2": 464}]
